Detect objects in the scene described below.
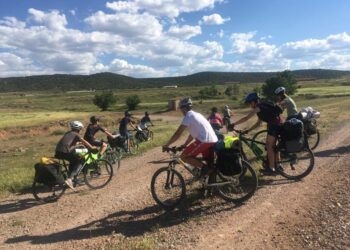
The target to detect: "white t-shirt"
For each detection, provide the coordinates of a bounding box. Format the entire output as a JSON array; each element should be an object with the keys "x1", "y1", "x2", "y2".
[{"x1": 181, "y1": 110, "x2": 218, "y2": 143}]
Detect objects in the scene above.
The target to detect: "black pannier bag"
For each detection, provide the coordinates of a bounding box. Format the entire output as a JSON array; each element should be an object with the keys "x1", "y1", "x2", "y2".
[
  {"x1": 108, "y1": 135, "x2": 126, "y2": 148},
  {"x1": 215, "y1": 136, "x2": 243, "y2": 176},
  {"x1": 304, "y1": 118, "x2": 317, "y2": 135},
  {"x1": 34, "y1": 163, "x2": 65, "y2": 186},
  {"x1": 280, "y1": 118, "x2": 304, "y2": 153}
]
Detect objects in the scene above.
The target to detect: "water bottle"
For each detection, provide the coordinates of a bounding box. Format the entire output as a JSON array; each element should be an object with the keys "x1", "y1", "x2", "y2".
[{"x1": 251, "y1": 143, "x2": 263, "y2": 157}]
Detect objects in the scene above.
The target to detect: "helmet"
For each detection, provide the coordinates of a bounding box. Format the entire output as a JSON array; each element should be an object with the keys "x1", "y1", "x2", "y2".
[
  {"x1": 90, "y1": 116, "x2": 100, "y2": 124},
  {"x1": 244, "y1": 92, "x2": 259, "y2": 103},
  {"x1": 274, "y1": 87, "x2": 286, "y2": 95},
  {"x1": 224, "y1": 105, "x2": 229, "y2": 109},
  {"x1": 145, "y1": 112, "x2": 149, "y2": 116},
  {"x1": 70, "y1": 121, "x2": 84, "y2": 130},
  {"x1": 179, "y1": 97, "x2": 192, "y2": 109},
  {"x1": 211, "y1": 107, "x2": 218, "y2": 113},
  {"x1": 124, "y1": 111, "x2": 131, "y2": 117}
]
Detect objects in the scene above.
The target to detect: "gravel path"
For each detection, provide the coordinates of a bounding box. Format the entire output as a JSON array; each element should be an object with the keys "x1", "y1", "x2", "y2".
[{"x1": 0, "y1": 121, "x2": 349, "y2": 250}]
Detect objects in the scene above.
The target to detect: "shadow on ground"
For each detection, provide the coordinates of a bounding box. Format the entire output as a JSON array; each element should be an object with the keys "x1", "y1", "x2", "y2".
[
  {"x1": 5, "y1": 194, "x2": 241, "y2": 246},
  {"x1": 315, "y1": 145, "x2": 350, "y2": 158}
]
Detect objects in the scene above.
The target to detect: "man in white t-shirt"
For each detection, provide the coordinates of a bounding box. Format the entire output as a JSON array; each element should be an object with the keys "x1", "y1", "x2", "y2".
[{"x1": 163, "y1": 97, "x2": 218, "y2": 170}]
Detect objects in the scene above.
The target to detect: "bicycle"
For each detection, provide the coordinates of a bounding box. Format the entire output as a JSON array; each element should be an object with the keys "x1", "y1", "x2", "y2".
[
  {"x1": 252, "y1": 120, "x2": 320, "y2": 151},
  {"x1": 150, "y1": 146, "x2": 258, "y2": 211},
  {"x1": 233, "y1": 128, "x2": 315, "y2": 180},
  {"x1": 127, "y1": 130, "x2": 140, "y2": 154},
  {"x1": 32, "y1": 149, "x2": 113, "y2": 203},
  {"x1": 105, "y1": 143, "x2": 123, "y2": 171}
]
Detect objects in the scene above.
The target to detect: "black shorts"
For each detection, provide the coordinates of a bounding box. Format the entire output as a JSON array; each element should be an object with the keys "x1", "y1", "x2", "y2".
[
  {"x1": 267, "y1": 124, "x2": 283, "y2": 137},
  {"x1": 89, "y1": 139, "x2": 103, "y2": 147}
]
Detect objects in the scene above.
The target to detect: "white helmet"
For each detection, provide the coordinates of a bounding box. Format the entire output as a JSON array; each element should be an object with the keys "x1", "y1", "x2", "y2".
[
  {"x1": 274, "y1": 86, "x2": 286, "y2": 95},
  {"x1": 70, "y1": 121, "x2": 84, "y2": 130},
  {"x1": 179, "y1": 97, "x2": 192, "y2": 108},
  {"x1": 224, "y1": 105, "x2": 229, "y2": 109}
]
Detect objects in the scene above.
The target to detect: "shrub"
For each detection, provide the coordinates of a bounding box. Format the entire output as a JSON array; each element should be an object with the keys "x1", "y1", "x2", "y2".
[
  {"x1": 262, "y1": 70, "x2": 298, "y2": 100},
  {"x1": 126, "y1": 95, "x2": 141, "y2": 110},
  {"x1": 93, "y1": 91, "x2": 117, "y2": 111}
]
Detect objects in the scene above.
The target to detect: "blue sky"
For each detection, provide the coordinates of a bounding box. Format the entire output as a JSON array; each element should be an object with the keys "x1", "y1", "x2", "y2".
[{"x1": 0, "y1": 0, "x2": 349, "y2": 77}]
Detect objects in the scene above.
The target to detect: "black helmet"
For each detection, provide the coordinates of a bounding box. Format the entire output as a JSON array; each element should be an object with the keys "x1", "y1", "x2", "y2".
[
  {"x1": 211, "y1": 107, "x2": 218, "y2": 113},
  {"x1": 179, "y1": 97, "x2": 192, "y2": 109},
  {"x1": 145, "y1": 111, "x2": 149, "y2": 116},
  {"x1": 124, "y1": 111, "x2": 131, "y2": 117},
  {"x1": 90, "y1": 116, "x2": 100, "y2": 124}
]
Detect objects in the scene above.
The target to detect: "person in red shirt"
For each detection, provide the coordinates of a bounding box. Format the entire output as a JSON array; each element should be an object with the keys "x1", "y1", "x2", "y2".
[{"x1": 207, "y1": 107, "x2": 223, "y2": 131}]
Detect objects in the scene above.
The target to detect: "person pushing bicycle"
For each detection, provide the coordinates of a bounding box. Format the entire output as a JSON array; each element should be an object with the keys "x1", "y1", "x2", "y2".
[
  {"x1": 230, "y1": 92, "x2": 283, "y2": 175},
  {"x1": 55, "y1": 121, "x2": 97, "y2": 189},
  {"x1": 163, "y1": 97, "x2": 218, "y2": 175}
]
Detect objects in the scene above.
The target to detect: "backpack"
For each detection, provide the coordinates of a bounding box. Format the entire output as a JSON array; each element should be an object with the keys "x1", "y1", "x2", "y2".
[
  {"x1": 304, "y1": 118, "x2": 317, "y2": 135},
  {"x1": 280, "y1": 118, "x2": 304, "y2": 153},
  {"x1": 108, "y1": 135, "x2": 126, "y2": 148},
  {"x1": 257, "y1": 101, "x2": 283, "y2": 123},
  {"x1": 34, "y1": 163, "x2": 65, "y2": 186},
  {"x1": 215, "y1": 136, "x2": 243, "y2": 176}
]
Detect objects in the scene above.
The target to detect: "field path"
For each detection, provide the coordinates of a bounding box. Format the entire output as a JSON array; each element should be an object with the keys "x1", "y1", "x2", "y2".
[{"x1": 0, "y1": 121, "x2": 349, "y2": 249}]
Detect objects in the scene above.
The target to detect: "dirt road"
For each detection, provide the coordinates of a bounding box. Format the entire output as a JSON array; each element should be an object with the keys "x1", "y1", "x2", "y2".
[{"x1": 0, "y1": 122, "x2": 349, "y2": 250}]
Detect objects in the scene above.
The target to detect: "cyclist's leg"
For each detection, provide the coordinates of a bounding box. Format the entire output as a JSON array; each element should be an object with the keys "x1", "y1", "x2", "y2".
[
  {"x1": 100, "y1": 142, "x2": 107, "y2": 155},
  {"x1": 181, "y1": 141, "x2": 214, "y2": 170}
]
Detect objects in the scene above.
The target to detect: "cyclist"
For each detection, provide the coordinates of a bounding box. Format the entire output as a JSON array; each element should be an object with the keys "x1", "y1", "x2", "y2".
[
  {"x1": 119, "y1": 111, "x2": 137, "y2": 152},
  {"x1": 207, "y1": 107, "x2": 223, "y2": 131},
  {"x1": 163, "y1": 97, "x2": 218, "y2": 175},
  {"x1": 275, "y1": 87, "x2": 298, "y2": 120},
  {"x1": 84, "y1": 116, "x2": 114, "y2": 156},
  {"x1": 55, "y1": 121, "x2": 97, "y2": 189},
  {"x1": 230, "y1": 92, "x2": 283, "y2": 175},
  {"x1": 140, "y1": 112, "x2": 154, "y2": 141}
]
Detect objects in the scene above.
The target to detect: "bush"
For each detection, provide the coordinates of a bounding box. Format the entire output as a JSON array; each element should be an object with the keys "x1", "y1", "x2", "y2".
[
  {"x1": 262, "y1": 70, "x2": 298, "y2": 100},
  {"x1": 199, "y1": 85, "x2": 219, "y2": 99},
  {"x1": 93, "y1": 91, "x2": 117, "y2": 111},
  {"x1": 126, "y1": 95, "x2": 141, "y2": 110}
]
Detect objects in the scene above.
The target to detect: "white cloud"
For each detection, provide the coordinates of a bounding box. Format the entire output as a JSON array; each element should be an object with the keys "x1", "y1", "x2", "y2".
[
  {"x1": 106, "y1": 0, "x2": 223, "y2": 18},
  {"x1": 167, "y1": 25, "x2": 201, "y2": 40},
  {"x1": 85, "y1": 11, "x2": 163, "y2": 39},
  {"x1": 217, "y1": 29, "x2": 224, "y2": 38},
  {"x1": 109, "y1": 59, "x2": 165, "y2": 77},
  {"x1": 69, "y1": 10, "x2": 76, "y2": 16},
  {"x1": 28, "y1": 8, "x2": 67, "y2": 31},
  {"x1": 200, "y1": 13, "x2": 230, "y2": 25},
  {"x1": 0, "y1": 17, "x2": 26, "y2": 28}
]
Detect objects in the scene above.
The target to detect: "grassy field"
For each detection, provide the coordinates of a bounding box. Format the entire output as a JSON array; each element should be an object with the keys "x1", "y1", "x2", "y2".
[{"x1": 0, "y1": 79, "x2": 350, "y2": 197}]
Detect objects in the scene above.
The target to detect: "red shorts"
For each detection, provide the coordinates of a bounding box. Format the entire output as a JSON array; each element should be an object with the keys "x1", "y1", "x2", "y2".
[{"x1": 182, "y1": 140, "x2": 215, "y2": 160}]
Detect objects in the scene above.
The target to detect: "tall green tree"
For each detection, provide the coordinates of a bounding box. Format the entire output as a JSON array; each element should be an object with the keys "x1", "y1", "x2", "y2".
[
  {"x1": 93, "y1": 91, "x2": 116, "y2": 111},
  {"x1": 262, "y1": 70, "x2": 297, "y2": 99},
  {"x1": 126, "y1": 95, "x2": 141, "y2": 110}
]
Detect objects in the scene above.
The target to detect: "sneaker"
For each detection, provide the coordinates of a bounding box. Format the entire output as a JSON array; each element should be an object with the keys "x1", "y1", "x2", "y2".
[
  {"x1": 259, "y1": 167, "x2": 276, "y2": 176},
  {"x1": 65, "y1": 178, "x2": 75, "y2": 190}
]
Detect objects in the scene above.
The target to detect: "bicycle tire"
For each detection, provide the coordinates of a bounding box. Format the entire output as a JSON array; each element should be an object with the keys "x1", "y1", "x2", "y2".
[
  {"x1": 106, "y1": 148, "x2": 122, "y2": 170},
  {"x1": 216, "y1": 160, "x2": 258, "y2": 203},
  {"x1": 251, "y1": 129, "x2": 268, "y2": 144},
  {"x1": 151, "y1": 167, "x2": 186, "y2": 211},
  {"x1": 278, "y1": 147, "x2": 315, "y2": 180},
  {"x1": 129, "y1": 138, "x2": 139, "y2": 155},
  {"x1": 307, "y1": 129, "x2": 320, "y2": 150},
  {"x1": 148, "y1": 131, "x2": 154, "y2": 141},
  {"x1": 84, "y1": 159, "x2": 113, "y2": 189},
  {"x1": 32, "y1": 180, "x2": 66, "y2": 203}
]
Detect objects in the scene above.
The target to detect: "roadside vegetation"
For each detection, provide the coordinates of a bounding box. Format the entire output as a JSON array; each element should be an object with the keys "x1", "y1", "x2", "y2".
[{"x1": 1, "y1": 77, "x2": 350, "y2": 198}]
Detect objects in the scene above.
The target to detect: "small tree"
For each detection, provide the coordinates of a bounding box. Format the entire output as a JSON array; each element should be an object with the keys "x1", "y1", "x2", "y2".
[
  {"x1": 262, "y1": 70, "x2": 297, "y2": 99},
  {"x1": 198, "y1": 85, "x2": 219, "y2": 99},
  {"x1": 224, "y1": 84, "x2": 240, "y2": 97},
  {"x1": 126, "y1": 95, "x2": 141, "y2": 110},
  {"x1": 93, "y1": 91, "x2": 116, "y2": 111}
]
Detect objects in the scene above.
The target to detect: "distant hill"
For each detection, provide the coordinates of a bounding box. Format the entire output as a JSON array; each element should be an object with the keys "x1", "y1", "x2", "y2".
[{"x1": 0, "y1": 69, "x2": 349, "y2": 92}]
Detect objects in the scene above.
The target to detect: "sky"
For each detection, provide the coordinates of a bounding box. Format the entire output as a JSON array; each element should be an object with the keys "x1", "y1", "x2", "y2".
[{"x1": 0, "y1": 0, "x2": 350, "y2": 78}]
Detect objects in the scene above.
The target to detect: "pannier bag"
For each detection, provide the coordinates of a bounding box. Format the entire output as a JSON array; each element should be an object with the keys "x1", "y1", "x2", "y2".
[
  {"x1": 108, "y1": 135, "x2": 126, "y2": 148},
  {"x1": 280, "y1": 118, "x2": 304, "y2": 153},
  {"x1": 304, "y1": 118, "x2": 317, "y2": 135},
  {"x1": 34, "y1": 163, "x2": 65, "y2": 186},
  {"x1": 215, "y1": 136, "x2": 243, "y2": 176}
]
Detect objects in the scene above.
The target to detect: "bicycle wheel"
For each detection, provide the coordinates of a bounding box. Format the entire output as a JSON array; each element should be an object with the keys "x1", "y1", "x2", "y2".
[
  {"x1": 32, "y1": 180, "x2": 66, "y2": 203},
  {"x1": 129, "y1": 138, "x2": 139, "y2": 155},
  {"x1": 106, "y1": 148, "x2": 122, "y2": 170},
  {"x1": 151, "y1": 167, "x2": 186, "y2": 211},
  {"x1": 306, "y1": 129, "x2": 320, "y2": 150},
  {"x1": 252, "y1": 130, "x2": 268, "y2": 144},
  {"x1": 148, "y1": 131, "x2": 154, "y2": 141},
  {"x1": 84, "y1": 159, "x2": 113, "y2": 189},
  {"x1": 216, "y1": 160, "x2": 258, "y2": 203},
  {"x1": 278, "y1": 147, "x2": 315, "y2": 180}
]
